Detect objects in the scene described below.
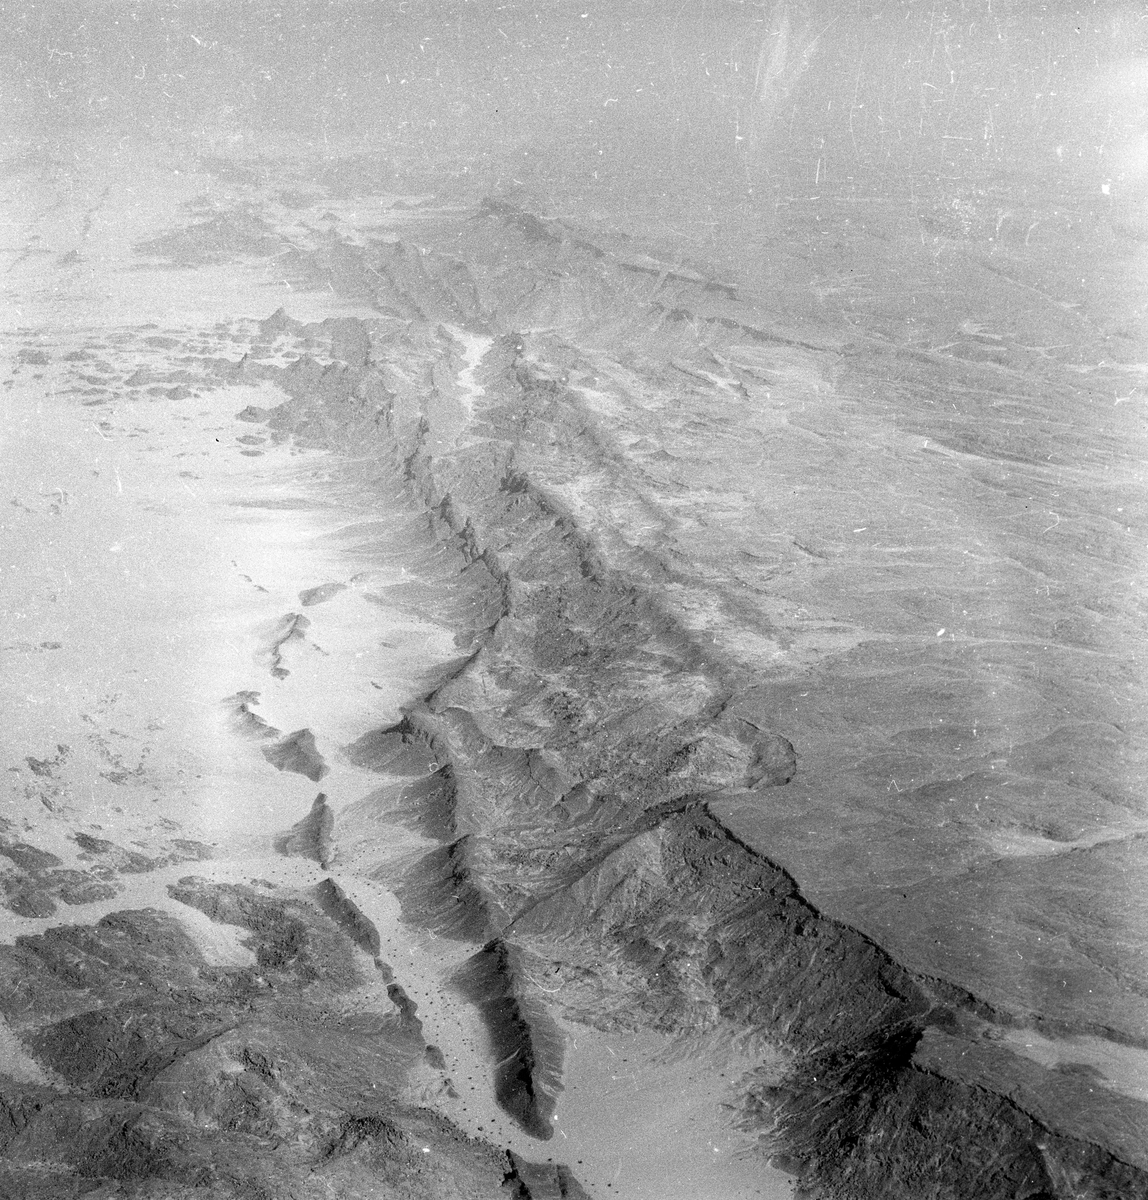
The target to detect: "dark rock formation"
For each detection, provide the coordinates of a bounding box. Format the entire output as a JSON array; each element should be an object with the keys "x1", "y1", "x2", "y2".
[
  {"x1": 394, "y1": 836, "x2": 509, "y2": 943},
  {"x1": 222, "y1": 689, "x2": 280, "y2": 740},
  {"x1": 276, "y1": 792, "x2": 337, "y2": 867},
  {"x1": 506, "y1": 1151, "x2": 592, "y2": 1200},
  {"x1": 299, "y1": 581, "x2": 347, "y2": 606},
  {"x1": 344, "y1": 719, "x2": 440, "y2": 776},
  {"x1": 314, "y1": 876, "x2": 380, "y2": 958},
  {"x1": 454, "y1": 939, "x2": 565, "y2": 1142},
  {"x1": 0, "y1": 832, "x2": 210, "y2": 919},
  {"x1": 0, "y1": 895, "x2": 575, "y2": 1198},
  {"x1": 262, "y1": 729, "x2": 329, "y2": 782}
]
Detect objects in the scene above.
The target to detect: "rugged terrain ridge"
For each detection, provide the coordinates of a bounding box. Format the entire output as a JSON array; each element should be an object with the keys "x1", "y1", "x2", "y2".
[
  {"x1": 221, "y1": 200, "x2": 1148, "y2": 1198},
  {"x1": 4, "y1": 189, "x2": 1145, "y2": 1200}
]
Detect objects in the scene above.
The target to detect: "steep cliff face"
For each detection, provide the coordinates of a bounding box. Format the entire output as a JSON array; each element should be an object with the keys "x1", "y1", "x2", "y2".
[{"x1": 219, "y1": 201, "x2": 1148, "y2": 1199}]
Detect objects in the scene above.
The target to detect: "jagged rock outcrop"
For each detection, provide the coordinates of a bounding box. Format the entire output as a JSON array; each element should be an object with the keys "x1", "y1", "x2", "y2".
[
  {"x1": 222, "y1": 689, "x2": 281, "y2": 740},
  {"x1": 454, "y1": 939, "x2": 565, "y2": 1141},
  {"x1": 0, "y1": 892, "x2": 577, "y2": 1199},
  {"x1": 276, "y1": 792, "x2": 337, "y2": 868},
  {"x1": 262, "y1": 728, "x2": 329, "y2": 783}
]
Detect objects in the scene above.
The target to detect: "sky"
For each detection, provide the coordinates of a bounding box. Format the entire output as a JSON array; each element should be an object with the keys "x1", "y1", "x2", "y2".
[{"x1": 1, "y1": 2, "x2": 1145, "y2": 207}]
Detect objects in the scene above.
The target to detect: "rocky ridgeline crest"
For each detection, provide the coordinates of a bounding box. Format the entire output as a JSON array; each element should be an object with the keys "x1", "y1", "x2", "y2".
[{"x1": 234, "y1": 209, "x2": 1148, "y2": 1200}]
